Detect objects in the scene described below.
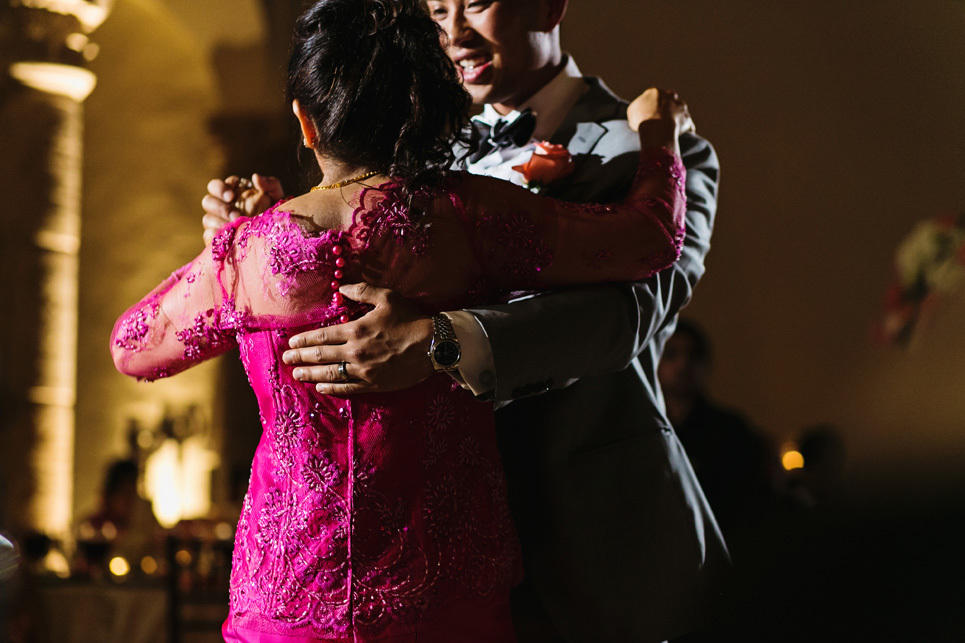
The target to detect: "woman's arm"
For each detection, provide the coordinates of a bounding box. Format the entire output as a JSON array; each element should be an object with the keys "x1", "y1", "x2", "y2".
[
  {"x1": 472, "y1": 133, "x2": 719, "y2": 401},
  {"x1": 460, "y1": 141, "x2": 683, "y2": 291},
  {"x1": 458, "y1": 89, "x2": 690, "y2": 291},
  {"x1": 111, "y1": 223, "x2": 242, "y2": 381}
]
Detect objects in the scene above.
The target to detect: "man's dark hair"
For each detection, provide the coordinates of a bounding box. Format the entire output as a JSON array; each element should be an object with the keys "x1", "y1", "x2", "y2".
[{"x1": 287, "y1": 0, "x2": 473, "y2": 195}]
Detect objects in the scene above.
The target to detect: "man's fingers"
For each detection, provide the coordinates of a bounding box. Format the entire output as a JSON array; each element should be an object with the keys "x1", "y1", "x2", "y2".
[
  {"x1": 253, "y1": 174, "x2": 285, "y2": 202},
  {"x1": 287, "y1": 325, "x2": 348, "y2": 350},
  {"x1": 202, "y1": 214, "x2": 231, "y2": 245},
  {"x1": 283, "y1": 343, "x2": 343, "y2": 366},
  {"x1": 290, "y1": 362, "x2": 346, "y2": 383},
  {"x1": 339, "y1": 282, "x2": 387, "y2": 305},
  {"x1": 207, "y1": 178, "x2": 231, "y2": 202},
  {"x1": 292, "y1": 361, "x2": 359, "y2": 384},
  {"x1": 202, "y1": 212, "x2": 231, "y2": 228},
  {"x1": 314, "y1": 382, "x2": 374, "y2": 397},
  {"x1": 223, "y1": 175, "x2": 243, "y2": 200},
  {"x1": 202, "y1": 194, "x2": 235, "y2": 219}
]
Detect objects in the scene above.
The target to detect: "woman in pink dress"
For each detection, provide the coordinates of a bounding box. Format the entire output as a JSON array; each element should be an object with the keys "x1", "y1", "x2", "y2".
[{"x1": 110, "y1": 0, "x2": 692, "y2": 640}]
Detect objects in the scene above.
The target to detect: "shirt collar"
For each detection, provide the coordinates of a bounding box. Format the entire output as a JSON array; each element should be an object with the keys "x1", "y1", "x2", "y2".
[{"x1": 473, "y1": 55, "x2": 588, "y2": 142}]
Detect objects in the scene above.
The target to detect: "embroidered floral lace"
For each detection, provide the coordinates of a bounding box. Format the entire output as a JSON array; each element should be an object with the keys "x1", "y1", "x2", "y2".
[{"x1": 111, "y1": 147, "x2": 685, "y2": 640}]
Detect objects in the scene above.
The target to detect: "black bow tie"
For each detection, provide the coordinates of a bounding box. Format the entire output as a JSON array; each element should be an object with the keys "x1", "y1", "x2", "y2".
[{"x1": 469, "y1": 108, "x2": 537, "y2": 162}]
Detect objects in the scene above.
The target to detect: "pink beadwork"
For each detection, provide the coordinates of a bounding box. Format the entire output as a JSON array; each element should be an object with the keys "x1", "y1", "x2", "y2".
[
  {"x1": 113, "y1": 301, "x2": 159, "y2": 351},
  {"x1": 349, "y1": 181, "x2": 432, "y2": 256},
  {"x1": 175, "y1": 301, "x2": 242, "y2": 361}
]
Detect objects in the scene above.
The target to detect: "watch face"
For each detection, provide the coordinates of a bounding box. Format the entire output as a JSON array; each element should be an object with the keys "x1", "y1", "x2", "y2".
[{"x1": 433, "y1": 339, "x2": 461, "y2": 368}]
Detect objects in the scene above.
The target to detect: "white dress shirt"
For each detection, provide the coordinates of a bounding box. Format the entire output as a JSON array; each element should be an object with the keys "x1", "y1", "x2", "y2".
[{"x1": 447, "y1": 56, "x2": 589, "y2": 397}]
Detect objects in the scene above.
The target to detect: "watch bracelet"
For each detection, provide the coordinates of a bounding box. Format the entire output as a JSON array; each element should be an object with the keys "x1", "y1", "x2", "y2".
[{"x1": 431, "y1": 314, "x2": 457, "y2": 342}]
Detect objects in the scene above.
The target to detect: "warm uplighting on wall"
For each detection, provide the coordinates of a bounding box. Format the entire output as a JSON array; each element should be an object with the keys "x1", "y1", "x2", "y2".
[
  {"x1": 16, "y1": 0, "x2": 113, "y2": 32},
  {"x1": 144, "y1": 436, "x2": 219, "y2": 528},
  {"x1": 9, "y1": 62, "x2": 97, "y2": 102}
]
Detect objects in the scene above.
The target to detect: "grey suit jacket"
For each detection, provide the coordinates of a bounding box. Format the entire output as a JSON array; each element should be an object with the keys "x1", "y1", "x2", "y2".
[{"x1": 465, "y1": 78, "x2": 729, "y2": 642}]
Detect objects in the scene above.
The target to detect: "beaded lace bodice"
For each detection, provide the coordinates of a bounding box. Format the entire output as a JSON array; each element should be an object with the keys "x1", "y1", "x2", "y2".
[{"x1": 110, "y1": 148, "x2": 685, "y2": 639}]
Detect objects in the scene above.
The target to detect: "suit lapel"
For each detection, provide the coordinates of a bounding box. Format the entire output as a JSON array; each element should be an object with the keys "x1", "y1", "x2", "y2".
[
  {"x1": 537, "y1": 77, "x2": 626, "y2": 197},
  {"x1": 557, "y1": 121, "x2": 607, "y2": 181}
]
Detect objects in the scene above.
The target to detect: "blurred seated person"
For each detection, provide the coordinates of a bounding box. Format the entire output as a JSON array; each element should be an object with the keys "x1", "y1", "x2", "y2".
[
  {"x1": 658, "y1": 319, "x2": 775, "y2": 534},
  {"x1": 76, "y1": 459, "x2": 162, "y2": 575}
]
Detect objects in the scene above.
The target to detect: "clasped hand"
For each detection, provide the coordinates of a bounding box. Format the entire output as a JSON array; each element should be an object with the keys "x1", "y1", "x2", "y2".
[{"x1": 201, "y1": 173, "x2": 285, "y2": 245}]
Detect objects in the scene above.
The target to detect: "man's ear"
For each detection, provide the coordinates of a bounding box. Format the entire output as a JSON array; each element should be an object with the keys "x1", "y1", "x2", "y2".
[{"x1": 542, "y1": 0, "x2": 568, "y2": 31}]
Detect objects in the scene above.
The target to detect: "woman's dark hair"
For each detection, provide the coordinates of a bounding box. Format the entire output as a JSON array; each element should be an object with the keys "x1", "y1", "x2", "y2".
[{"x1": 287, "y1": 0, "x2": 473, "y2": 192}]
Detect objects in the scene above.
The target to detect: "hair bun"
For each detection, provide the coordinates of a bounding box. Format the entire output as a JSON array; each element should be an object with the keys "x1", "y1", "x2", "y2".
[{"x1": 288, "y1": 0, "x2": 473, "y2": 193}]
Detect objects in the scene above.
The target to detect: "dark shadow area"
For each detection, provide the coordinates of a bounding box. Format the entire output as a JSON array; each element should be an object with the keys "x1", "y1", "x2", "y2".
[{"x1": 681, "y1": 489, "x2": 965, "y2": 642}]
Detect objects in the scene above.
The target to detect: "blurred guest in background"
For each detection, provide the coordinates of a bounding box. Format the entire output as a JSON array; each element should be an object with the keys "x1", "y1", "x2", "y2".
[
  {"x1": 658, "y1": 319, "x2": 776, "y2": 534},
  {"x1": 75, "y1": 459, "x2": 161, "y2": 577}
]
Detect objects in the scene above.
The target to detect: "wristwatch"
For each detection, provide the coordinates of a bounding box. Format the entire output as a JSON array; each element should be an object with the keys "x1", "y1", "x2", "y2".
[{"x1": 428, "y1": 314, "x2": 461, "y2": 372}]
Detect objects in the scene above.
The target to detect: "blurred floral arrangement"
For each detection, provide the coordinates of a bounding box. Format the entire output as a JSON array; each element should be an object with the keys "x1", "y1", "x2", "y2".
[{"x1": 877, "y1": 213, "x2": 965, "y2": 345}]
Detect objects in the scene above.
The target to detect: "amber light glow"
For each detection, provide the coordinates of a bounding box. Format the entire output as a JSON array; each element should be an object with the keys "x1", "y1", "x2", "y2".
[
  {"x1": 783, "y1": 449, "x2": 805, "y2": 471},
  {"x1": 140, "y1": 556, "x2": 158, "y2": 575},
  {"x1": 109, "y1": 556, "x2": 130, "y2": 577}
]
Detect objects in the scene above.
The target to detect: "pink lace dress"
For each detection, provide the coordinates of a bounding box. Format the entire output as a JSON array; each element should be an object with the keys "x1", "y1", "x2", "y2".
[{"x1": 111, "y1": 148, "x2": 685, "y2": 642}]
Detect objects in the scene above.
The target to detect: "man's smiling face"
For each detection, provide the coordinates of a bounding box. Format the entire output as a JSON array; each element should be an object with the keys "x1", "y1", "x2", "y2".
[{"x1": 427, "y1": 0, "x2": 550, "y2": 112}]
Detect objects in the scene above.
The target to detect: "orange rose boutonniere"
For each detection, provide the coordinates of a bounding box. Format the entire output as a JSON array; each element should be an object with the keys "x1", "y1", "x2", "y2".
[{"x1": 512, "y1": 142, "x2": 575, "y2": 191}]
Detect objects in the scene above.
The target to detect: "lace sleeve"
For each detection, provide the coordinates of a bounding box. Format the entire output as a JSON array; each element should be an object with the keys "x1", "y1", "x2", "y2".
[
  {"x1": 110, "y1": 221, "x2": 244, "y2": 382},
  {"x1": 454, "y1": 146, "x2": 686, "y2": 291}
]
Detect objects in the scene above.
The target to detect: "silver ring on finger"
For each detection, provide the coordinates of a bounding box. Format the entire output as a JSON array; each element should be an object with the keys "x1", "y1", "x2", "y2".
[
  {"x1": 337, "y1": 361, "x2": 350, "y2": 382},
  {"x1": 233, "y1": 198, "x2": 245, "y2": 212}
]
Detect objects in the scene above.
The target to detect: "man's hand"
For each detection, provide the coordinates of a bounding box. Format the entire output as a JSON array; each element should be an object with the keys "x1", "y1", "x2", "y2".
[
  {"x1": 201, "y1": 173, "x2": 284, "y2": 245},
  {"x1": 283, "y1": 283, "x2": 436, "y2": 395}
]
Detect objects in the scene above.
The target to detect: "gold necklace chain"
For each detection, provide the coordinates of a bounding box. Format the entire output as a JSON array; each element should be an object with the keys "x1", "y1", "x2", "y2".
[{"x1": 310, "y1": 170, "x2": 381, "y2": 191}]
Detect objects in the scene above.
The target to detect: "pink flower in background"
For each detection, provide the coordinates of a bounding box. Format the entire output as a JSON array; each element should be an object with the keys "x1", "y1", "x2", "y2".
[{"x1": 876, "y1": 212, "x2": 965, "y2": 346}]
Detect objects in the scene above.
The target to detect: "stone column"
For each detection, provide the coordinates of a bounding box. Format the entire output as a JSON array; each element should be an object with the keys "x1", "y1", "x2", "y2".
[{"x1": 0, "y1": 0, "x2": 110, "y2": 538}]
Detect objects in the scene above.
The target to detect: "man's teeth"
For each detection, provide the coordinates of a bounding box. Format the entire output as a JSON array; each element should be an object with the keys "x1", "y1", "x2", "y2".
[{"x1": 459, "y1": 59, "x2": 486, "y2": 71}]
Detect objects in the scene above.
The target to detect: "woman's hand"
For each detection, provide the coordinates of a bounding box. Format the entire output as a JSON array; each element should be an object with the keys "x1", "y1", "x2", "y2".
[{"x1": 627, "y1": 87, "x2": 695, "y2": 135}]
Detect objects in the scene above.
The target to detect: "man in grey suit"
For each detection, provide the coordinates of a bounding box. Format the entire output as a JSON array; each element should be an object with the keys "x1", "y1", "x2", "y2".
[{"x1": 203, "y1": 1, "x2": 728, "y2": 639}]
